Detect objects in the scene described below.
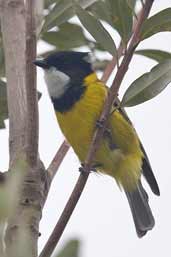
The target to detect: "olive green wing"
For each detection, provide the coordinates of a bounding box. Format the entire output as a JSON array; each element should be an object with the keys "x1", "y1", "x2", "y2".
[{"x1": 112, "y1": 100, "x2": 160, "y2": 196}]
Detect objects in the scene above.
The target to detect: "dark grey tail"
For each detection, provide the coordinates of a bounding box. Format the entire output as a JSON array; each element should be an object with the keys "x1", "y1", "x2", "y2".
[{"x1": 125, "y1": 182, "x2": 155, "y2": 238}]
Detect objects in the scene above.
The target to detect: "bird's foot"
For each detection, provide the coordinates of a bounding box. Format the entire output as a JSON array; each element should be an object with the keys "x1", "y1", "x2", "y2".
[
  {"x1": 96, "y1": 119, "x2": 111, "y2": 136},
  {"x1": 96, "y1": 120, "x2": 118, "y2": 150},
  {"x1": 96, "y1": 118, "x2": 106, "y2": 129},
  {"x1": 79, "y1": 164, "x2": 90, "y2": 173},
  {"x1": 104, "y1": 129, "x2": 118, "y2": 150},
  {"x1": 79, "y1": 163, "x2": 102, "y2": 173}
]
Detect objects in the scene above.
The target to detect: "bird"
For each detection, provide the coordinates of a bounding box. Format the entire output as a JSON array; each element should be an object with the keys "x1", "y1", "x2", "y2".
[{"x1": 34, "y1": 51, "x2": 160, "y2": 237}]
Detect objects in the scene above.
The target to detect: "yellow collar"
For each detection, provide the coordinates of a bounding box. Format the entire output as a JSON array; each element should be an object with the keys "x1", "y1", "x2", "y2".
[{"x1": 83, "y1": 73, "x2": 98, "y2": 86}]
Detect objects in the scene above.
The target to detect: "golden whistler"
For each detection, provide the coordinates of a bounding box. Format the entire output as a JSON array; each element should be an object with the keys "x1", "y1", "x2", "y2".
[{"x1": 34, "y1": 51, "x2": 159, "y2": 237}]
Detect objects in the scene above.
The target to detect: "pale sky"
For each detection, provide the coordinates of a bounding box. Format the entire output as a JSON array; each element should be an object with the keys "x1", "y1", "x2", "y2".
[{"x1": 1, "y1": 1, "x2": 171, "y2": 257}]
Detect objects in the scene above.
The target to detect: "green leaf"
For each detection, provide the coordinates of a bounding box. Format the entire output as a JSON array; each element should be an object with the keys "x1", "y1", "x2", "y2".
[
  {"x1": 121, "y1": 60, "x2": 171, "y2": 107},
  {"x1": 140, "y1": 8, "x2": 171, "y2": 40},
  {"x1": 126, "y1": 0, "x2": 137, "y2": 19},
  {"x1": 0, "y1": 120, "x2": 5, "y2": 129},
  {"x1": 89, "y1": 1, "x2": 113, "y2": 26},
  {"x1": 0, "y1": 80, "x2": 8, "y2": 129},
  {"x1": 135, "y1": 49, "x2": 171, "y2": 63},
  {"x1": 43, "y1": 0, "x2": 73, "y2": 32},
  {"x1": 126, "y1": 0, "x2": 137, "y2": 10},
  {"x1": 107, "y1": 0, "x2": 133, "y2": 44},
  {"x1": 90, "y1": 0, "x2": 133, "y2": 44},
  {"x1": 55, "y1": 239, "x2": 79, "y2": 257},
  {"x1": 42, "y1": 0, "x2": 97, "y2": 32},
  {"x1": 76, "y1": 5, "x2": 117, "y2": 56},
  {"x1": 47, "y1": 8, "x2": 75, "y2": 29},
  {"x1": 44, "y1": 0, "x2": 57, "y2": 9},
  {"x1": 42, "y1": 22, "x2": 88, "y2": 50}
]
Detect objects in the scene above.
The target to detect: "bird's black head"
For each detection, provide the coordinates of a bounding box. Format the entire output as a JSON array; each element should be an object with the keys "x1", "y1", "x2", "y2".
[
  {"x1": 34, "y1": 51, "x2": 94, "y2": 112},
  {"x1": 34, "y1": 51, "x2": 93, "y2": 86}
]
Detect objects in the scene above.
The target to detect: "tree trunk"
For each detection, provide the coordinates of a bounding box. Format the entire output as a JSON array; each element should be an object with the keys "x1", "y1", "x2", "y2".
[{"x1": 0, "y1": 1, "x2": 47, "y2": 256}]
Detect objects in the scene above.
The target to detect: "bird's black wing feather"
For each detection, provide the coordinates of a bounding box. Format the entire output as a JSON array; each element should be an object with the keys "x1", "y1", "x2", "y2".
[
  {"x1": 140, "y1": 143, "x2": 160, "y2": 196},
  {"x1": 115, "y1": 101, "x2": 160, "y2": 196}
]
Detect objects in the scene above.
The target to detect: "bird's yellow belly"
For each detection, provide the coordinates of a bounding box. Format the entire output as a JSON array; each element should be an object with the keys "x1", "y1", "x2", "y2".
[
  {"x1": 57, "y1": 108, "x2": 123, "y2": 173},
  {"x1": 56, "y1": 83, "x2": 143, "y2": 191}
]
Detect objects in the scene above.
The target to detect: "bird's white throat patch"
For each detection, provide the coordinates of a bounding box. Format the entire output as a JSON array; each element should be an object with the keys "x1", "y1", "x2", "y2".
[{"x1": 44, "y1": 67, "x2": 70, "y2": 98}]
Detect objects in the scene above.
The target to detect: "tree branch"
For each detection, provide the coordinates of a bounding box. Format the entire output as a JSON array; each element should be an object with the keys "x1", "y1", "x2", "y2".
[
  {"x1": 39, "y1": 1, "x2": 155, "y2": 257},
  {"x1": 101, "y1": 41, "x2": 124, "y2": 83},
  {"x1": 47, "y1": 140, "x2": 70, "y2": 181}
]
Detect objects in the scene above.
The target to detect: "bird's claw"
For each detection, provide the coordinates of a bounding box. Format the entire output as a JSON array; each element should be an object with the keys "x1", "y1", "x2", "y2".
[
  {"x1": 79, "y1": 164, "x2": 91, "y2": 174},
  {"x1": 79, "y1": 163, "x2": 102, "y2": 173},
  {"x1": 96, "y1": 119, "x2": 117, "y2": 150},
  {"x1": 96, "y1": 118, "x2": 105, "y2": 129}
]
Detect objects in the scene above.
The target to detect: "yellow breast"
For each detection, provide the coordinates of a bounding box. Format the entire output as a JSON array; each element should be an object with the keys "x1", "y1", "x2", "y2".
[{"x1": 56, "y1": 73, "x2": 143, "y2": 191}]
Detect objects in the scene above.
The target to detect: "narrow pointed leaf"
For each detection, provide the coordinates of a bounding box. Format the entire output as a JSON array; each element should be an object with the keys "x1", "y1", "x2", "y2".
[
  {"x1": 47, "y1": 8, "x2": 75, "y2": 30},
  {"x1": 44, "y1": 0, "x2": 57, "y2": 9},
  {"x1": 0, "y1": 119, "x2": 5, "y2": 128},
  {"x1": 76, "y1": 5, "x2": 117, "y2": 56},
  {"x1": 90, "y1": 0, "x2": 133, "y2": 44},
  {"x1": 79, "y1": 0, "x2": 99, "y2": 7},
  {"x1": 135, "y1": 49, "x2": 171, "y2": 63},
  {"x1": 89, "y1": 1, "x2": 113, "y2": 26},
  {"x1": 140, "y1": 8, "x2": 171, "y2": 40},
  {"x1": 43, "y1": 0, "x2": 73, "y2": 32},
  {"x1": 55, "y1": 239, "x2": 79, "y2": 257},
  {"x1": 126, "y1": 0, "x2": 137, "y2": 11},
  {"x1": 107, "y1": 0, "x2": 133, "y2": 44},
  {"x1": 42, "y1": 22, "x2": 88, "y2": 50},
  {"x1": 43, "y1": 0, "x2": 98, "y2": 32},
  {"x1": 121, "y1": 60, "x2": 171, "y2": 107},
  {"x1": 126, "y1": 0, "x2": 137, "y2": 18}
]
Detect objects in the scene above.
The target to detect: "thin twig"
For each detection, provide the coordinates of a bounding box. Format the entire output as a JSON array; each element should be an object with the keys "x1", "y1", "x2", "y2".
[
  {"x1": 47, "y1": 140, "x2": 70, "y2": 180},
  {"x1": 101, "y1": 41, "x2": 124, "y2": 83},
  {"x1": 39, "y1": 1, "x2": 154, "y2": 257}
]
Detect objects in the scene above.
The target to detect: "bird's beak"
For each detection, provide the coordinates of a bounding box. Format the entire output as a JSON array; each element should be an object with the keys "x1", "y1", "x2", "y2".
[{"x1": 33, "y1": 59, "x2": 49, "y2": 69}]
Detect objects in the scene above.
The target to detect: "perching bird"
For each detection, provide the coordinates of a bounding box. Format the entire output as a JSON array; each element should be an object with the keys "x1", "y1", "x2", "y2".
[{"x1": 34, "y1": 51, "x2": 160, "y2": 237}]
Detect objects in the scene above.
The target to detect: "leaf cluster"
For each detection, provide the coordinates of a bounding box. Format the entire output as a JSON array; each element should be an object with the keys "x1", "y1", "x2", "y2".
[
  {"x1": 54, "y1": 239, "x2": 80, "y2": 257},
  {"x1": 41, "y1": 1, "x2": 171, "y2": 109},
  {"x1": 1, "y1": 0, "x2": 171, "y2": 129}
]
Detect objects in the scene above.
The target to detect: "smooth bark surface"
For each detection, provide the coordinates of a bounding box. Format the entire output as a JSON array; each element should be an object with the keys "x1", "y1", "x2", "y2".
[
  {"x1": 0, "y1": 1, "x2": 46, "y2": 257},
  {"x1": 0, "y1": 0, "x2": 27, "y2": 165}
]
